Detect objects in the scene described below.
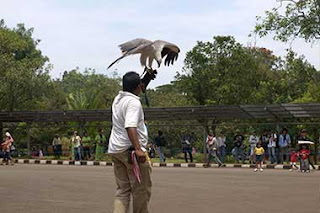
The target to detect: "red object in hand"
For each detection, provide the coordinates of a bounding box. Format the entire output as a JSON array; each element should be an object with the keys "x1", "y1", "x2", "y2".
[
  {"x1": 299, "y1": 149, "x2": 310, "y2": 160},
  {"x1": 132, "y1": 151, "x2": 142, "y2": 184}
]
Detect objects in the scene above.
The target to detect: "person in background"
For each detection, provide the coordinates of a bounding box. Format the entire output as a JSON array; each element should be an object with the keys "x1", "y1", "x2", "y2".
[
  {"x1": 0, "y1": 139, "x2": 3, "y2": 164},
  {"x1": 268, "y1": 131, "x2": 277, "y2": 164},
  {"x1": 275, "y1": 131, "x2": 281, "y2": 164},
  {"x1": 154, "y1": 130, "x2": 166, "y2": 163},
  {"x1": 233, "y1": 130, "x2": 245, "y2": 164},
  {"x1": 181, "y1": 132, "x2": 193, "y2": 163},
  {"x1": 95, "y1": 129, "x2": 107, "y2": 161},
  {"x1": 147, "y1": 143, "x2": 156, "y2": 158},
  {"x1": 254, "y1": 143, "x2": 264, "y2": 172},
  {"x1": 82, "y1": 132, "x2": 92, "y2": 160},
  {"x1": 205, "y1": 131, "x2": 222, "y2": 167},
  {"x1": 278, "y1": 128, "x2": 291, "y2": 164},
  {"x1": 299, "y1": 144, "x2": 310, "y2": 173},
  {"x1": 249, "y1": 131, "x2": 259, "y2": 164},
  {"x1": 289, "y1": 149, "x2": 299, "y2": 172},
  {"x1": 260, "y1": 130, "x2": 270, "y2": 163},
  {"x1": 71, "y1": 131, "x2": 82, "y2": 161},
  {"x1": 39, "y1": 149, "x2": 43, "y2": 158},
  {"x1": 1, "y1": 133, "x2": 14, "y2": 165},
  {"x1": 52, "y1": 134, "x2": 61, "y2": 159},
  {"x1": 296, "y1": 129, "x2": 315, "y2": 170},
  {"x1": 192, "y1": 147, "x2": 197, "y2": 155},
  {"x1": 217, "y1": 131, "x2": 227, "y2": 163}
]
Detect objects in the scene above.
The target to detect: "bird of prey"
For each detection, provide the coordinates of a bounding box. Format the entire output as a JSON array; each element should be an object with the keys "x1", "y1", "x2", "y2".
[{"x1": 107, "y1": 38, "x2": 180, "y2": 71}]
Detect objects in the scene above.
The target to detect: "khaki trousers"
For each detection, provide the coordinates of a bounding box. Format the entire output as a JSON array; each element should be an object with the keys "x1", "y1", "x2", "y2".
[{"x1": 111, "y1": 151, "x2": 152, "y2": 213}]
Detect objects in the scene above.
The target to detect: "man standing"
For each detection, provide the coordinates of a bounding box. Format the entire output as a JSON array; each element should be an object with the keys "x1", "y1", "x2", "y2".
[
  {"x1": 108, "y1": 72, "x2": 151, "y2": 213},
  {"x1": 181, "y1": 132, "x2": 194, "y2": 163},
  {"x1": 95, "y1": 129, "x2": 107, "y2": 161},
  {"x1": 217, "y1": 131, "x2": 227, "y2": 163},
  {"x1": 233, "y1": 130, "x2": 245, "y2": 164},
  {"x1": 279, "y1": 128, "x2": 291, "y2": 164},
  {"x1": 260, "y1": 130, "x2": 271, "y2": 163},
  {"x1": 82, "y1": 132, "x2": 92, "y2": 160},
  {"x1": 52, "y1": 134, "x2": 62, "y2": 159},
  {"x1": 249, "y1": 131, "x2": 259, "y2": 164},
  {"x1": 154, "y1": 130, "x2": 166, "y2": 163},
  {"x1": 71, "y1": 131, "x2": 81, "y2": 161},
  {"x1": 205, "y1": 131, "x2": 222, "y2": 167}
]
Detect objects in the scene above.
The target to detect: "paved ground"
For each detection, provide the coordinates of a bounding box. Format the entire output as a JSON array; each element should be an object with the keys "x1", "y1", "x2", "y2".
[{"x1": 0, "y1": 165, "x2": 319, "y2": 213}]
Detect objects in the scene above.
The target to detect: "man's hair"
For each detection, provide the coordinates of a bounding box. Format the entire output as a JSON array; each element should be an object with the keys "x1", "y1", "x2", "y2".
[{"x1": 123, "y1": 71, "x2": 141, "y2": 92}]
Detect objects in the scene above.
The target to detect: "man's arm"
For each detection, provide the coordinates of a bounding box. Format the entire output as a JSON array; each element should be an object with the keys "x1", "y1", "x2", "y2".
[
  {"x1": 278, "y1": 135, "x2": 283, "y2": 146},
  {"x1": 127, "y1": 127, "x2": 146, "y2": 162},
  {"x1": 287, "y1": 135, "x2": 291, "y2": 144}
]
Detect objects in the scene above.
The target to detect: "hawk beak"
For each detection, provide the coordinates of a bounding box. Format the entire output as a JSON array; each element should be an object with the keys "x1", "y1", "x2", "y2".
[{"x1": 157, "y1": 61, "x2": 161, "y2": 68}]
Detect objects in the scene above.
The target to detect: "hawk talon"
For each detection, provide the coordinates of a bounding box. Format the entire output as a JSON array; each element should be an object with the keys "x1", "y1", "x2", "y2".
[{"x1": 141, "y1": 68, "x2": 158, "y2": 91}]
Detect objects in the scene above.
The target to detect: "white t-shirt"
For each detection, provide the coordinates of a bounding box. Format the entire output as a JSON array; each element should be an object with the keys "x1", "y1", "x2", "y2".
[
  {"x1": 217, "y1": 136, "x2": 226, "y2": 147},
  {"x1": 108, "y1": 91, "x2": 148, "y2": 154},
  {"x1": 268, "y1": 134, "x2": 277, "y2": 148},
  {"x1": 72, "y1": 136, "x2": 81, "y2": 148},
  {"x1": 249, "y1": 135, "x2": 259, "y2": 147}
]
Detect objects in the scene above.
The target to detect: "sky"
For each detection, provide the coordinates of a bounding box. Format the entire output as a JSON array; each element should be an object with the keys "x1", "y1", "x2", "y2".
[{"x1": 1, "y1": 0, "x2": 319, "y2": 88}]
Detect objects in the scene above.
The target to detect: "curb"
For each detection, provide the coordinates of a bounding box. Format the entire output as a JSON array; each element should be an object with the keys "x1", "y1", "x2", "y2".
[{"x1": 9, "y1": 159, "x2": 320, "y2": 170}]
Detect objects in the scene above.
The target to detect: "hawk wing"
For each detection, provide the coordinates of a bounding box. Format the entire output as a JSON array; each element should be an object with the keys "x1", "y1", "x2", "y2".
[
  {"x1": 107, "y1": 38, "x2": 152, "y2": 69},
  {"x1": 153, "y1": 40, "x2": 180, "y2": 66}
]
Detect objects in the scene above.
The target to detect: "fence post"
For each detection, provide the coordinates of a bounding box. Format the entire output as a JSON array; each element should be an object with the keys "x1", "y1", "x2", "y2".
[
  {"x1": 315, "y1": 136, "x2": 318, "y2": 165},
  {"x1": 27, "y1": 122, "x2": 31, "y2": 157},
  {"x1": 0, "y1": 122, "x2": 2, "y2": 139},
  {"x1": 203, "y1": 125, "x2": 208, "y2": 163}
]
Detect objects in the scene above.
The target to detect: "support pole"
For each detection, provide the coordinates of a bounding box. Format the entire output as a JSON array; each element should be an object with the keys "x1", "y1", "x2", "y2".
[
  {"x1": 203, "y1": 124, "x2": 208, "y2": 163},
  {"x1": 276, "y1": 122, "x2": 281, "y2": 133},
  {"x1": 27, "y1": 122, "x2": 31, "y2": 157},
  {"x1": 315, "y1": 136, "x2": 318, "y2": 165},
  {"x1": 79, "y1": 121, "x2": 85, "y2": 137},
  {"x1": 0, "y1": 122, "x2": 3, "y2": 140}
]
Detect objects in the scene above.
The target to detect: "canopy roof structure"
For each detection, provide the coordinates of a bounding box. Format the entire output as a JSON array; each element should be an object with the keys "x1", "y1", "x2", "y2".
[{"x1": 0, "y1": 103, "x2": 319, "y2": 123}]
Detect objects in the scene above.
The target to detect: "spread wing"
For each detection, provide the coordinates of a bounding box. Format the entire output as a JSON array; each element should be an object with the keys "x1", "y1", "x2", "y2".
[
  {"x1": 119, "y1": 38, "x2": 152, "y2": 54},
  {"x1": 107, "y1": 38, "x2": 152, "y2": 69},
  {"x1": 153, "y1": 40, "x2": 180, "y2": 66}
]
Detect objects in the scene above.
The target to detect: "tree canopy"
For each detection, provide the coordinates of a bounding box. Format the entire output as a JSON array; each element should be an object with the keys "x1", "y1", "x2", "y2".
[
  {"x1": 255, "y1": 0, "x2": 320, "y2": 42},
  {"x1": 175, "y1": 36, "x2": 319, "y2": 105},
  {"x1": 0, "y1": 20, "x2": 50, "y2": 111}
]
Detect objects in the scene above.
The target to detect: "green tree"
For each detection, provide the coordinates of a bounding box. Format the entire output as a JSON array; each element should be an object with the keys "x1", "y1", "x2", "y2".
[
  {"x1": 66, "y1": 91, "x2": 102, "y2": 110},
  {"x1": 255, "y1": 0, "x2": 320, "y2": 42},
  {"x1": 61, "y1": 69, "x2": 121, "y2": 109},
  {"x1": 175, "y1": 36, "x2": 319, "y2": 107},
  {"x1": 0, "y1": 20, "x2": 51, "y2": 111},
  {"x1": 141, "y1": 84, "x2": 191, "y2": 107},
  {"x1": 279, "y1": 50, "x2": 319, "y2": 102},
  {"x1": 175, "y1": 36, "x2": 279, "y2": 105}
]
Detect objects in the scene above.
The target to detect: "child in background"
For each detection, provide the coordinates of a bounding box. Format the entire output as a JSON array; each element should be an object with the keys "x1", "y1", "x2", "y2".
[
  {"x1": 39, "y1": 149, "x2": 43, "y2": 158},
  {"x1": 254, "y1": 143, "x2": 265, "y2": 172},
  {"x1": 289, "y1": 149, "x2": 299, "y2": 172},
  {"x1": 299, "y1": 144, "x2": 310, "y2": 173},
  {"x1": 1, "y1": 135, "x2": 14, "y2": 165}
]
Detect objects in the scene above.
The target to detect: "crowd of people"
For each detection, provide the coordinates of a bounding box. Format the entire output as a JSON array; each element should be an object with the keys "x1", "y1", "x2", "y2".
[
  {"x1": 51, "y1": 129, "x2": 108, "y2": 161},
  {"x1": 204, "y1": 128, "x2": 316, "y2": 172},
  {"x1": 0, "y1": 126, "x2": 317, "y2": 171},
  {"x1": 147, "y1": 127, "x2": 317, "y2": 173}
]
